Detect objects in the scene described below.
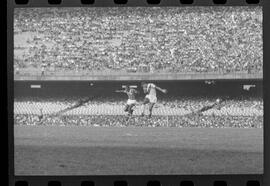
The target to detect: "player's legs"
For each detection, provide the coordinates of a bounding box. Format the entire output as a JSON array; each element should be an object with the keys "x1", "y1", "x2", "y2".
[
  {"x1": 148, "y1": 103, "x2": 155, "y2": 118},
  {"x1": 147, "y1": 96, "x2": 157, "y2": 117},
  {"x1": 124, "y1": 104, "x2": 129, "y2": 112},
  {"x1": 126, "y1": 99, "x2": 136, "y2": 115},
  {"x1": 141, "y1": 97, "x2": 150, "y2": 116},
  {"x1": 128, "y1": 104, "x2": 135, "y2": 115}
]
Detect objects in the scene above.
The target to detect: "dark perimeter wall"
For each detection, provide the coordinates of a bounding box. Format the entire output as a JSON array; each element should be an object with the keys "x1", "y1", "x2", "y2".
[{"x1": 14, "y1": 80, "x2": 263, "y2": 100}]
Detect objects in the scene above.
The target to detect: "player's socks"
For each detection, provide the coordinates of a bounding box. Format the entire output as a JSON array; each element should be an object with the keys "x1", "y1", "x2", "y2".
[{"x1": 126, "y1": 115, "x2": 130, "y2": 121}]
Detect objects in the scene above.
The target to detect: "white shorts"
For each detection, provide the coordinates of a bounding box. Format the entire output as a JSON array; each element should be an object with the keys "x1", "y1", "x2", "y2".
[
  {"x1": 146, "y1": 94, "x2": 157, "y2": 103},
  {"x1": 127, "y1": 99, "x2": 137, "y2": 105}
]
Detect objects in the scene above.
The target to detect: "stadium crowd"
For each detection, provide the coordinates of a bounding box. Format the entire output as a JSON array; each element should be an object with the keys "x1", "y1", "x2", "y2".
[
  {"x1": 14, "y1": 7, "x2": 262, "y2": 75},
  {"x1": 14, "y1": 95, "x2": 263, "y2": 128},
  {"x1": 14, "y1": 114, "x2": 263, "y2": 128},
  {"x1": 14, "y1": 96, "x2": 264, "y2": 113}
]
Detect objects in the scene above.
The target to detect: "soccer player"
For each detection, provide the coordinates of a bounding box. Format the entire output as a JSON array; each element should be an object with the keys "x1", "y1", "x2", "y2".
[
  {"x1": 140, "y1": 82, "x2": 167, "y2": 118},
  {"x1": 116, "y1": 86, "x2": 138, "y2": 116},
  {"x1": 194, "y1": 98, "x2": 223, "y2": 114},
  {"x1": 38, "y1": 108, "x2": 43, "y2": 121}
]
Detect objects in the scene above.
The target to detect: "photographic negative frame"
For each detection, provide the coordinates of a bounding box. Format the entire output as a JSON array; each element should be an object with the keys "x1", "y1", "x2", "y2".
[{"x1": 7, "y1": 0, "x2": 270, "y2": 186}]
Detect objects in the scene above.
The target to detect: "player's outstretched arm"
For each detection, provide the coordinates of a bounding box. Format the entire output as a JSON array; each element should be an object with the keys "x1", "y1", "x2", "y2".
[
  {"x1": 116, "y1": 86, "x2": 129, "y2": 93},
  {"x1": 156, "y1": 86, "x2": 167, "y2": 94},
  {"x1": 115, "y1": 88, "x2": 128, "y2": 93},
  {"x1": 115, "y1": 90, "x2": 126, "y2": 93}
]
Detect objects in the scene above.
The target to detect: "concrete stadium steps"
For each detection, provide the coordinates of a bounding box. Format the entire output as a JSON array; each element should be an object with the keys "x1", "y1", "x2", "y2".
[
  {"x1": 14, "y1": 102, "x2": 263, "y2": 116},
  {"x1": 14, "y1": 72, "x2": 263, "y2": 81}
]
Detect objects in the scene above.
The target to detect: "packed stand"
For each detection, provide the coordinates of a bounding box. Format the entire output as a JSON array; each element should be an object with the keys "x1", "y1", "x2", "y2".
[
  {"x1": 14, "y1": 96, "x2": 264, "y2": 112},
  {"x1": 14, "y1": 96, "x2": 263, "y2": 128},
  {"x1": 14, "y1": 114, "x2": 263, "y2": 128},
  {"x1": 14, "y1": 7, "x2": 262, "y2": 75}
]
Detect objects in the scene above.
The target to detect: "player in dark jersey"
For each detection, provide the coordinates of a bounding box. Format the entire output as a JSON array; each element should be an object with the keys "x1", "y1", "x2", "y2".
[
  {"x1": 38, "y1": 108, "x2": 43, "y2": 121},
  {"x1": 116, "y1": 86, "x2": 138, "y2": 116}
]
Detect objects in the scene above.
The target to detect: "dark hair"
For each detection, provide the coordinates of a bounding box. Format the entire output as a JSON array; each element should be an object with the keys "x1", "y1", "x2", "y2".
[{"x1": 141, "y1": 82, "x2": 146, "y2": 86}]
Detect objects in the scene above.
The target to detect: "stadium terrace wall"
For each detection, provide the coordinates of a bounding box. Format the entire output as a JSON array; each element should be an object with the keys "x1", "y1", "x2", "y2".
[
  {"x1": 14, "y1": 72, "x2": 263, "y2": 81},
  {"x1": 14, "y1": 79, "x2": 263, "y2": 99}
]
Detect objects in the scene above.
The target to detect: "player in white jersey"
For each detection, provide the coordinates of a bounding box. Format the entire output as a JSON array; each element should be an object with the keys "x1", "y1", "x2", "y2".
[{"x1": 141, "y1": 82, "x2": 167, "y2": 117}]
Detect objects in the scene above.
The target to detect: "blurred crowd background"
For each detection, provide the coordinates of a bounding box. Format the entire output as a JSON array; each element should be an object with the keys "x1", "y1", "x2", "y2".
[
  {"x1": 14, "y1": 96, "x2": 263, "y2": 114},
  {"x1": 14, "y1": 114, "x2": 263, "y2": 128},
  {"x1": 14, "y1": 96, "x2": 263, "y2": 128},
  {"x1": 14, "y1": 7, "x2": 262, "y2": 75}
]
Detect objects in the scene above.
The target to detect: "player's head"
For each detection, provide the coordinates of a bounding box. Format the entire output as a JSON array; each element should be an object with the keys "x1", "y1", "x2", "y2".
[
  {"x1": 124, "y1": 86, "x2": 129, "y2": 91},
  {"x1": 141, "y1": 82, "x2": 147, "y2": 87},
  {"x1": 141, "y1": 82, "x2": 148, "y2": 93}
]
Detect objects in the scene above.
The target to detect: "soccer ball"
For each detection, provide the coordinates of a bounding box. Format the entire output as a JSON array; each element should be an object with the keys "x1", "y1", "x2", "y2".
[{"x1": 216, "y1": 98, "x2": 221, "y2": 103}]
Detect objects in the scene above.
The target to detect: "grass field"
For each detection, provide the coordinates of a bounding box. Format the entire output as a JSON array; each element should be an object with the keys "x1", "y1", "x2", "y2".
[{"x1": 14, "y1": 125, "x2": 263, "y2": 175}]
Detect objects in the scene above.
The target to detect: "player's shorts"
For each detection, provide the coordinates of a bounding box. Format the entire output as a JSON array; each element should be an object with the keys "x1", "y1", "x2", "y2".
[
  {"x1": 145, "y1": 95, "x2": 157, "y2": 104},
  {"x1": 127, "y1": 99, "x2": 137, "y2": 105}
]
